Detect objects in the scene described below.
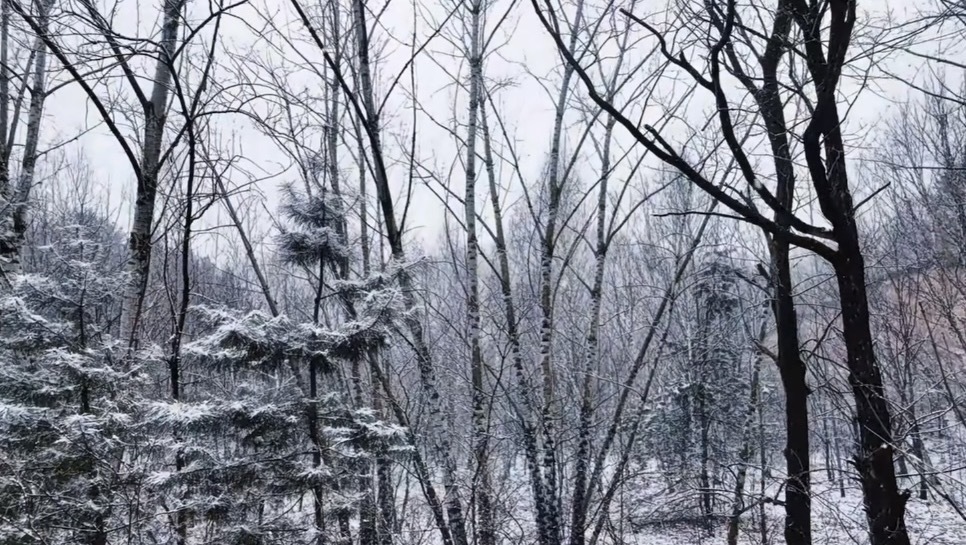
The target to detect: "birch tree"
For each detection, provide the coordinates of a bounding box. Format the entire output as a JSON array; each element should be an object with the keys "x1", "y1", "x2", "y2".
[
  {"x1": 0, "y1": 0, "x2": 53, "y2": 281},
  {"x1": 10, "y1": 0, "x2": 237, "y2": 349},
  {"x1": 459, "y1": 0, "x2": 495, "y2": 542}
]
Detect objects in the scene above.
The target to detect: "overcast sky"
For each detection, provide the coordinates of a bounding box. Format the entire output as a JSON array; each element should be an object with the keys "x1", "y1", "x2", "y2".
[{"x1": 31, "y1": 0, "x2": 959, "y2": 263}]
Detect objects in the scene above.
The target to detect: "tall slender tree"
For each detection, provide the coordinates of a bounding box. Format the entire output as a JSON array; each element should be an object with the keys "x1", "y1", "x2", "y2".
[{"x1": 530, "y1": 0, "x2": 912, "y2": 543}]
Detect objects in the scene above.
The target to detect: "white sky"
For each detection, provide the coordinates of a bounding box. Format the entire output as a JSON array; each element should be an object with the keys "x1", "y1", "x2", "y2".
[{"x1": 30, "y1": 0, "x2": 962, "y2": 262}]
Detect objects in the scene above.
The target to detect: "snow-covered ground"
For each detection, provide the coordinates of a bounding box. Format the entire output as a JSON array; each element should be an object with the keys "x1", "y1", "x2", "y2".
[{"x1": 620, "y1": 474, "x2": 966, "y2": 545}]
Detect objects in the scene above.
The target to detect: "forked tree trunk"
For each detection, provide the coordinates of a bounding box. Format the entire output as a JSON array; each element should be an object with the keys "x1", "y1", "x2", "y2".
[
  {"x1": 792, "y1": 1, "x2": 911, "y2": 541},
  {"x1": 119, "y1": 0, "x2": 187, "y2": 349},
  {"x1": 728, "y1": 6, "x2": 813, "y2": 540},
  {"x1": 569, "y1": 10, "x2": 637, "y2": 530},
  {"x1": 535, "y1": 3, "x2": 586, "y2": 542},
  {"x1": 479, "y1": 95, "x2": 551, "y2": 544},
  {"x1": 569, "y1": 114, "x2": 614, "y2": 545}
]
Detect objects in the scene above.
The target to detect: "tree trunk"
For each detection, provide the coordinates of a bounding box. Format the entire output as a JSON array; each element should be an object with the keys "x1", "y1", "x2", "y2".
[
  {"x1": 0, "y1": 0, "x2": 12, "y2": 281},
  {"x1": 749, "y1": 7, "x2": 813, "y2": 540},
  {"x1": 727, "y1": 348, "x2": 763, "y2": 545},
  {"x1": 344, "y1": 0, "x2": 470, "y2": 540},
  {"x1": 902, "y1": 345, "x2": 928, "y2": 501},
  {"x1": 698, "y1": 382, "x2": 714, "y2": 533},
  {"x1": 367, "y1": 353, "x2": 455, "y2": 545},
  {"x1": 791, "y1": 0, "x2": 911, "y2": 540},
  {"x1": 823, "y1": 417, "x2": 835, "y2": 482},
  {"x1": 462, "y1": 2, "x2": 495, "y2": 543},
  {"x1": 119, "y1": 0, "x2": 187, "y2": 349},
  {"x1": 479, "y1": 93, "x2": 551, "y2": 544},
  {"x1": 770, "y1": 241, "x2": 812, "y2": 545},
  {"x1": 535, "y1": 3, "x2": 586, "y2": 542},
  {"x1": 834, "y1": 250, "x2": 911, "y2": 545},
  {"x1": 908, "y1": 408, "x2": 928, "y2": 501},
  {"x1": 6, "y1": 0, "x2": 49, "y2": 276},
  {"x1": 374, "y1": 375, "x2": 397, "y2": 545},
  {"x1": 759, "y1": 384, "x2": 769, "y2": 545},
  {"x1": 569, "y1": 113, "x2": 616, "y2": 545},
  {"x1": 0, "y1": 0, "x2": 47, "y2": 280}
]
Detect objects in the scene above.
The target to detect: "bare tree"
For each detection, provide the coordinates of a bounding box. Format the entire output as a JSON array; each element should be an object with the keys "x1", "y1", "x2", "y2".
[
  {"x1": 530, "y1": 0, "x2": 913, "y2": 543},
  {"x1": 459, "y1": 0, "x2": 496, "y2": 543},
  {"x1": 0, "y1": 0, "x2": 53, "y2": 281},
  {"x1": 10, "y1": 0, "x2": 238, "y2": 349}
]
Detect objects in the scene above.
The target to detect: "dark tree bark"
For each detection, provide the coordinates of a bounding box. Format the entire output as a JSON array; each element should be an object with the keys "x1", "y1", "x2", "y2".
[
  {"x1": 529, "y1": 0, "x2": 913, "y2": 543},
  {"x1": 833, "y1": 251, "x2": 911, "y2": 545},
  {"x1": 793, "y1": 1, "x2": 912, "y2": 541},
  {"x1": 706, "y1": 3, "x2": 813, "y2": 540},
  {"x1": 769, "y1": 243, "x2": 812, "y2": 545}
]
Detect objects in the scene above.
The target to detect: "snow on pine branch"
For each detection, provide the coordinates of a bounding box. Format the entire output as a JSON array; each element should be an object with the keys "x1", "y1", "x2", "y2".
[{"x1": 186, "y1": 305, "x2": 393, "y2": 370}]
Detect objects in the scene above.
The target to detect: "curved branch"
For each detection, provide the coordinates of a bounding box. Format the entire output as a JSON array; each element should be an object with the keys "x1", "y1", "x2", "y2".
[
  {"x1": 530, "y1": 0, "x2": 836, "y2": 260},
  {"x1": 10, "y1": 0, "x2": 144, "y2": 184}
]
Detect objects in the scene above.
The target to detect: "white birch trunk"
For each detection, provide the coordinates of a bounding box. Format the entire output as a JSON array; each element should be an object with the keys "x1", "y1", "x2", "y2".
[
  {"x1": 479, "y1": 95, "x2": 552, "y2": 542},
  {"x1": 8, "y1": 0, "x2": 52, "y2": 277},
  {"x1": 727, "y1": 322, "x2": 766, "y2": 545},
  {"x1": 0, "y1": 0, "x2": 14, "y2": 281},
  {"x1": 568, "y1": 114, "x2": 614, "y2": 545},
  {"x1": 536, "y1": 3, "x2": 585, "y2": 541},
  {"x1": 462, "y1": 2, "x2": 494, "y2": 543}
]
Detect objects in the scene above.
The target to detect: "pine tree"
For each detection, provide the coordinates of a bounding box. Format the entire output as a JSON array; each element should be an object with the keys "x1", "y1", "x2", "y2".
[{"x1": 0, "y1": 218, "x2": 137, "y2": 544}]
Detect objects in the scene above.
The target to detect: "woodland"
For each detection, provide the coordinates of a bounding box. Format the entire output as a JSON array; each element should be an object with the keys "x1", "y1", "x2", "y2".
[{"x1": 1, "y1": 0, "x2": 966, "y2": 544}]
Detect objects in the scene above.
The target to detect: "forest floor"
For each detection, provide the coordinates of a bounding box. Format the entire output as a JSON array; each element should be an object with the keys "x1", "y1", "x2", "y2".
[{"x1": 620, "y1": 474, "x2": 966, "y2": 545}]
